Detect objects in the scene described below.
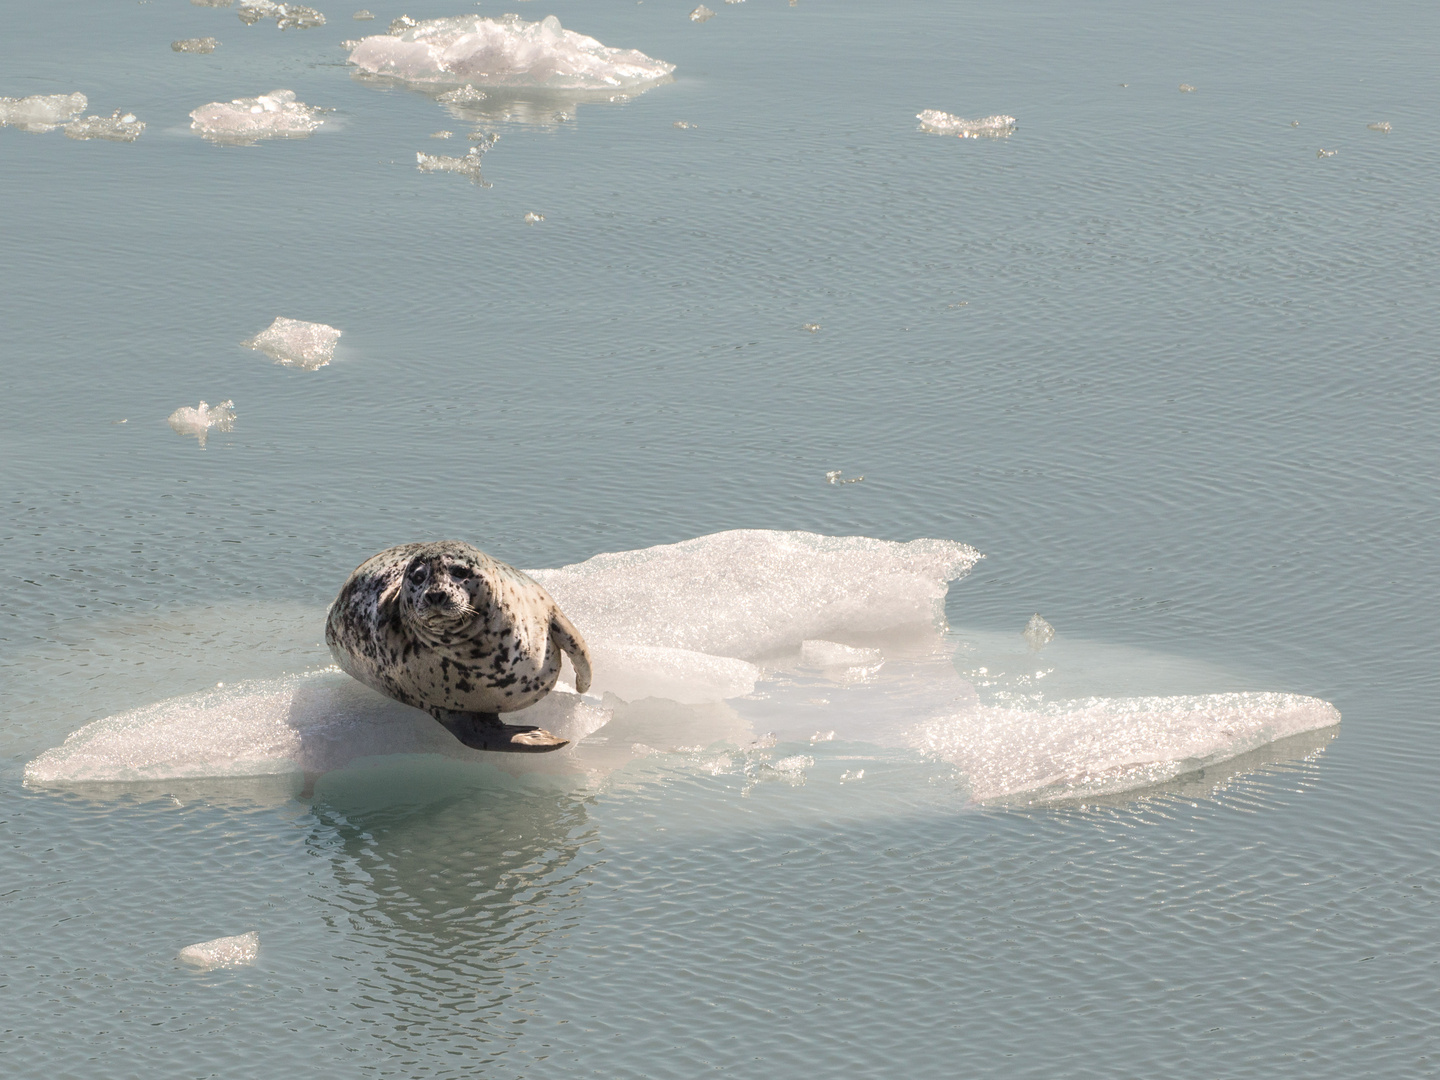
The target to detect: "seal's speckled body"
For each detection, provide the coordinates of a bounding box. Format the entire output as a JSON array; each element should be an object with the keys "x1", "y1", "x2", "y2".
[{"x1": 325, "y1": 540, "x2": 591, "y2": 752}]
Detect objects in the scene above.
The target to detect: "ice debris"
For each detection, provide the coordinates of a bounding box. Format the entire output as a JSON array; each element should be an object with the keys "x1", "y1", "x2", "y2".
[
  {"x1": 167, "y1": 400, "x2": 235, "y2": 447},
  {"x1": 802, "y1": 322, "x2": 821, "y2": 332},
  {"x1": 524, "y1": 211, "x2": 544, "y2": 224},
  {"x1": 0, "y1": 92, "x2": 87, "y2": 133},
  {"x1": 180, "y1": 931, "x2": 258, "y2": 970},
  {"x1": 191, "y1": 0, "x2": 233, "y2": 6},
  {"x1": 673, "y1": 120, "x2": 695, "y2": 129},
  {"x1": 237, "y1": 1, "x2": 325, "y2": 29},
  {"x1": 916, "y1": 110, "x2": 1016, "y2": 138},
  {"x1": 347, "y1": 14, "x2": 676, "y2": 89},
  {"x1": 353, "y1": 8, "x2": 373, "y2": 18},
  {"x1": 1179, "y1": 83, "x2": 1196, "y2": 92},
  {"x1": 243, "y1": 316, "x2": 341, "y2": 369},
  {"x1": 1368, "y1": 121, "x2": 1392, "y2": 132},
  {"x1": 416, "y1": 133, "x2": 497, "y2": 185},
  {"x1": 1022, "y1": 613, "x2": 1054, "y2": 650},
  {"x1": 64, "y1": 111, "x2": 145, "y2": 142},
  {"x1": 825, "y1": 470, "x2": 864, "y2": 484},
  {"x1": 173, "y1": 37, "x2": 219, "y2": 52},
  {"x1": 190, "y1": 90, "x2": 327, "y2": 143},
  {"x1": 431, "y1": 130, "x2": 453, "y2": 138},
  {"x1": 690, "y1": 5, "x2": 715, "y2": 20},
  {"x1": 1317, "y1": 148, "x2": 1337, "y2": 159},
  {"x1": 437, "y1": 84, "x2": 488, "y2": 105}
]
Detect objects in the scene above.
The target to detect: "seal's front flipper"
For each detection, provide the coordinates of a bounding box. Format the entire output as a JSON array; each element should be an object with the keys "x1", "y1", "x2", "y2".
[{"x1": 435, "y1": 710, "x2": 570, "y2": 754}]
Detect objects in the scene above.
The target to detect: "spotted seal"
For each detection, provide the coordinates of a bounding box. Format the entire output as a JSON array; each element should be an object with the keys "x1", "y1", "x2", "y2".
[{"x1": 325, "y1": 540, "x2": 592, "y2": 753}]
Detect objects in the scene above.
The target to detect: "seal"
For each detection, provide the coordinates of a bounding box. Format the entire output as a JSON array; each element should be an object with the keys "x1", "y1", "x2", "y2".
[{"x1": 325, "y1": 540, "x2": 592, "y2": 753}]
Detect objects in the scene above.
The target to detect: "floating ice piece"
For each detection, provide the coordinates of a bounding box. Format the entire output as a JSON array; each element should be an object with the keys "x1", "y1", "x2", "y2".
[
  {"x1": 179, "y1": 931, "x2": 258, "y2": 970},
  {"x1": 173, "y1": 37, "x2": 219, "y2": 52},
  {"x1": 690, "y1": 5, "x2": 715, "y2": 20},
  {"x1": 388, "y1": 14, "x2": 418, "y2": 34},
  {"x1": 24, "y1": 671, "x2": 610, "y2": 784},
  {"x1": 0, "y1": 92, "x2": 87, "y2": 133},
  {"x1": 523, "y1": 211, "x2": 544, "y2": 224},
  {"x1": 237, "y1": 1, "x2": 325, "y2": 28},
  {"x1": 189, "y1": 89, "x2": 327, "y2": 144},
  {"x1": 801, "y1": 640, "x2": 882, "y2": 667},
  {"x1": 585, "y1": 643, "x2": 759, "y2": 703},
  {"x1": 353, "y1": 8, "x2": 373, "y2": 18},
  {"x1": 416, "y1": 140, "x2": 496, "y2": 184},
  {"x1": 437, "y1": 84, "x2": 488, "y2": 104},
  {"x1": 1317, "y1": 148, "x2": 1337, "y2": 158},
  {"x1": 673, "y1": 120, "x2": 695, "y2": 129},
  {"x1": 825, "y1": 470, "x2": 863, "y2": 484},
  {"x1": 1022, "y1": 613, "x2": 1054, "y2": 650},
  {"x1": 1290, "y1": 120, "x2": 1300, "y2": 127},
  {"x1": 192, "y1": 0, "x2": 232, "y2": 6},
  {"x1": 64, "y1": 111, "x2": 145, "y2": 142},
  {"x1": 726, "y1": 0, "x2": 745, "y2": 4},
  {"x1": 913, "y1": 691, "x2": 1340, "y2": 803},
  {"x1": 347, "y1": 14, "x2": 676, "y2": 90},
  {"x1": 431, "y1": 129, "x2": 453, "y2": 138},
  {"x1": 243, "y1": 316, "x2": 341, "y2": 370},
  {"x1": 167, "y1": 400, "x2": 235, "y2": 448},
  {"x1": 917, "y1": 110, "x2": 1016, "y2": 139},
  {"x1": 1179, "y1": 83, "x2": 1196, "y2": 92},
  {"x1": 802, "y1": 322, "x2": 821, "y2": 332},
  {"x1": 1368, "y1": 121, "x2": 1392, "y2": 132},
  {"x1": 529, "y1": 530, "x2": 981, "y2": 659}
]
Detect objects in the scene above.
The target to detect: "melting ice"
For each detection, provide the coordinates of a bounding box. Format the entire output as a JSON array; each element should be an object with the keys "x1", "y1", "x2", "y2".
[
  {"x1": 917, "y1": 110, "x2": 1017, "y2": 138},
  {"x1": 178, "y1": 931, "x2": 259, "y2": 970},
  {"x1": 236, "y1": 1, "x2": 325, "y2": 29},
  {"x1": 65, "y1": 111, "x2": 145, "y2": 142},
  {"x1": 346, "y1": 14, "x2": 675, "y2": 90},
  {"x1": 0, "y1": 92, "x2": 87, "y2": 132},
  {"x1": 26, "y1": 531, "x2": 1339, "y2": 803},
  {"x1": 416, "y1": 135, "x2": 497, "y2": 185},
  {"x1": 167, "y1": 400, "x2": 235, "y2": 447},
  {"x1": 172, "y1": 37, "x2": 219, "y2": 53},
  {"x1": 189, "y1": 90, "x2": 327, "y2": 144},
  {"x1": 243, "y1": 317, "x2": 341, "y2": 369}
]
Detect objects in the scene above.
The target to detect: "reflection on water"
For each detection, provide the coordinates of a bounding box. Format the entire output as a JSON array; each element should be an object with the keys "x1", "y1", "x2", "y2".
[{"x1": 305, "y1": 762, "x2": 595, "y2": 1059}]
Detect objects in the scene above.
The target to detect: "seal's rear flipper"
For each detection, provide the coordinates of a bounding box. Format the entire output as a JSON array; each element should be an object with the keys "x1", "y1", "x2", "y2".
[{"x1": 436, "y1": 710, "x2": 570, "y2": 754}]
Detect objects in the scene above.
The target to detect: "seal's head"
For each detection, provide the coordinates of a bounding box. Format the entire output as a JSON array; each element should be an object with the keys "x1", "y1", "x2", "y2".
[{"x1": 398, "y1": 542, "x2": 486, "y2": 634}]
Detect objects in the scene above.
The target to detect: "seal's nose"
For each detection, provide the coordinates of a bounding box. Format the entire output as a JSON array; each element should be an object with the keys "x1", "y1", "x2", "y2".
[{"x1": 424, "y1": 588, "x2": 449, "y2": 606}]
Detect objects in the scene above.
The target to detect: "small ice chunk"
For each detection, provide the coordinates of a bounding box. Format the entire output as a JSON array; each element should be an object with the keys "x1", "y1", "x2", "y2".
[
  {"x1": 801, "y1": 640, "x2": 882, "y2": 667},
  {"x1": 810, "y1": 730, "x2": 836, "y2": 743},
  {"x1": 1290, "y1": 120, "x2": 1301, "y2": 127},
  {"x1": 237, "y1": 1, "x2": 325, "y2": 29},
  {"x1": 690, "y1": 5, "x2": 715, "y2": 21},
  {"x1": 673, "y1": 120, "x2": 695, "y2": 129},
  {"x1": 437, "y1": 85, "x2": 488, "y2": 105},
  {"x1": 1022, "y1": 613, "x2": 1055, "y2": 650},
  {"x1": 1317, "y1": 148, "x2": 1337, "y2": 158},
  {"x1": 523, "y1": 211, "x2": 544, "y2": 224},
  {"x1": 349, "y1": 14, "x2": 675, "y2": 90},
  {"x1": 431, "y1": 130, "x2": 453, "y2": 138},
  {"x1": 189, "y1": 89, "x2": 327, "y2": 143},
  {"x1": 1179, "y1": 83, "x2": 1196, "y2": 92},
  {"x1": 191, "y1": 0, "x2": 233, "y2": 6},
  {"x1": 825, "y1": 470, "x2": 863, "y2": 484},
  {"x1": 916, "y1": 110, "x2": 1016, "y2": 139},
  {"x1": 179, "y1": 931, "x2": 258, "y2": 970},
  {"x1": 167, "y1": 400, "x2": 236, "y2": 448},
  {"x1": 173, "y1": 37, "x2": 219, "y2": 52},
  {"x1": 726, "y1": 0, "x2": 745, "y2": 4},
  {"x1": 1367, "y1": 121, "x2": 1392, "y2": 132},
  {"x1": 353, "y1": 8, "x2": 374, "y2": 18},
  {"x1": 388, "y1": 14, "x2": 418, "y2": 34},
  {"x1": 0, "y1": 92, "x2": 87, "y2": 133},
  {"x1": 64, "y1": 111, "x2": 145, "y2": 142},
  {"x1": 802, "y1": 322, "x2": 821, "y2": 332},
  {"x1": 243, "y1": 316, "x2": 342, "y2": 370},
  {"x1": 839, "y1": 769, "x2": 864, "y2": 781}
]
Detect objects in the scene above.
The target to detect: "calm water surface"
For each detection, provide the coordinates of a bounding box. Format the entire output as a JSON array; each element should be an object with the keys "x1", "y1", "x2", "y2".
[{"x1": 2, "y1": 0, "x2": 1438, "y2": 1076}]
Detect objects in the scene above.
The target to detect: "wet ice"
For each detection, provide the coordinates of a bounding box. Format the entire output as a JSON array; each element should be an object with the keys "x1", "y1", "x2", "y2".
[
  {"x1": 167, "y1": 400, "x2": 235, "y2": 448},
  {"x1": 0, "y1": 92, "x2": 86, "y2": 133},
  {"x1": 65, "y1": 111, "x2": 145, "y2": 142},
  {"x1": 917, "y1": 110, "x2": 1017, "y2": 139},
  {"x1": 179, "y1": 931, "x2": 259, "y2": 970},
  {"x1": 243, "y1": 317, "x2": 341, "y2": 370},
  {"x1": 190, "y1": 89, "x2": 327, "y2": 144}
]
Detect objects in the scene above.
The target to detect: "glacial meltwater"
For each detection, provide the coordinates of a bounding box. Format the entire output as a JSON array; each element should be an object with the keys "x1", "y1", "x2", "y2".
[{"x1": 2, "y1": 1, "x2": 1437, "y2": 1077}]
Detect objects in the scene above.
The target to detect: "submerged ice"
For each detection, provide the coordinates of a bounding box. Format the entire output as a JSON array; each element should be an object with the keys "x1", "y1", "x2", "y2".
[
  {"x1": 243, "y1": 316, "x2": 341, "y2": 369},
  {"x1": 179, "y1": 931, "x2": 258, "y2": 970},
  {"x1": 917, "y1": 110, "x2": 1017, "y2": 138},
  {"x1": 346, "y1": 14, "x2": 675, "y2": 90},
  {"x1": 25, "y1": 531, "x2": 1339, "y2": 802}
]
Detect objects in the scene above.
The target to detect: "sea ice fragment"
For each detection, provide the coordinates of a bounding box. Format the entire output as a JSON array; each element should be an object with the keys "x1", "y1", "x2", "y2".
[
  {"x1": 179, "y1": 931, "x2": 258, "y2": 970},
  {"x1": 1317, "y1": 148, "x2": 1337, "y2": 158},
  {"x1": 0, "y1": 92, "x2": 87, "y2": 132},
  {"x1": 353, "y1": 8, "x2": 374, "y2": 18},
  {"x1": 64, "y1": 111, "x2": 145, "y2": 142},
  {"x1": 431, "y1": 130, "x2": 453, "y2": 138},
  {"x1": 167, "y1": 400, "x2": 236, "y2": 448},
  {"x1": 673, "y1": 120, "x2": 695, "y2": 129},
  {"x1": 173, "y1": 37, "x2": 219, "y2": 52},
  {"x1": 916, "y1": 110, "x2": 1016, "y2": 138},
  {"x1": 1022, "y1": 613, "x2": 1054, "y2": 650},
  {"x1": 802, "y1": 322, "x2": 821, "y2": 332},
  {"x1": 1367, "y1": 121, "x2": 1392, "y2": 132},
  {"x1": 237, "y1": 1, "x2": 325, "y2": 29},
  {"x1": 243, "y1": 316, "x2": 342, "y2": 369},
  {"x1": 437, "y1": 85, "x2": 488, "y2": 104},
  {"x1": 825, "y1": 470, "x2": 863, "y2": 484},
  {"x1": 192, "y1": 0, "x2": 233, "y2": 6},
  {"x1": 416, "y1": 133, "x2": 497, "y2": 184},
  {"x1": 524, "y1": 211, "x2": 544, "y2": 224},
  {"x1": 1179, "y1": 83, "x2": 1196, "y2": 92},
  {"x1": 348, "y1": 14, "x2": 676, "y2": 89},
  {"x1": 690, "y1": 5, "x2": 715, "y2": 20},
  {"x1": 189, "y1": 89, "x2": 327, "y2": 143}
]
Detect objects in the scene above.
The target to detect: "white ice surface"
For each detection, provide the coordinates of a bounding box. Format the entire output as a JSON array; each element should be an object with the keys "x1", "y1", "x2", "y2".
[
  {"x1": 237, "y1": 1, "x2": 325, "y2": 29},
  {"x1": 347, "y1": 14, "x2": 675, "y2": 89},
  {"x1": 24, "y1": 531, "x2": 1339, "y2": 802},
  {"x1": 178, "y1": 931, "x2": 259, "y2": 970},
  {"x1": 190, "y1": 90, "x2": 326, "y2": 143},
  {"x1": 0, "y1": 92, "x2": 87, "y2": 132},
  {"x1": 64, "y1": 111, "x2": 145, "y2": 142},
  {"x1": 167, "y1": 400, "x2": 234, "y2": 447},
  {"x1": 917, "y1": 110, "x2": 1017, "y2": 138},
  {"x1": 243, "y1": 316, "x2": 341, "y2": 369}
]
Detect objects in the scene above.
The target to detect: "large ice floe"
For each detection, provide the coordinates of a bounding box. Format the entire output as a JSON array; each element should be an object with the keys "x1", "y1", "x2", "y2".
[
  {"x1": 347, "y1": 14, "x2": 675, "y2": 91},
  {"x1": 25, "y1": 531, "x2": 1339, "y2": 804},
  {"x1": 0, "y1": 92, "x2": 87, "y2": 132},
  {"x1": 917, "y1": 110, "x2": 1017, "y2": 138},
  {"x1": 189, "y1": 90, "x2": 327, "y2": 144}
]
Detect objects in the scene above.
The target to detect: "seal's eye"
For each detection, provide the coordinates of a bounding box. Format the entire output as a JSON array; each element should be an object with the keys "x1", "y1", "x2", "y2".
[
  {"x1": 408, "y1": 563, "x2": 428, "y2": 584},
  {"x1": 449, "y1": 566, "x2": 470, "y2": 580}
]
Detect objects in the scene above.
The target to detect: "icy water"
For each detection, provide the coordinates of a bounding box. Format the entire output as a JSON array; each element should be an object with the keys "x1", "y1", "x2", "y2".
[{"x1": 3, "y1": 0, "x2": 1439, "y2": 1075}]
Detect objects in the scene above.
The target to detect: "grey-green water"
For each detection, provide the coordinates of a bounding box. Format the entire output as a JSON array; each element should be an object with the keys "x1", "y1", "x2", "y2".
[{"x1": 2, "y1": 0, "x2": 1437, "y2": 1075}]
